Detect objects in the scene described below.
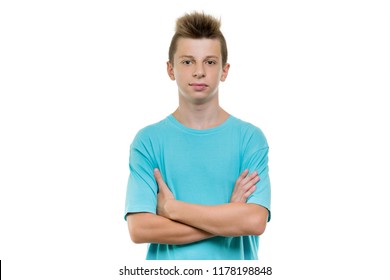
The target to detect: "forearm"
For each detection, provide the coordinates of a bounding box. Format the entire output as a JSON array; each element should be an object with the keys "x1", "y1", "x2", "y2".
[
  {"x1": 164, "y1": 202, "x2": 268, "y2": 237},
  {"x1": 127, "y1": 213, "x2": 214, "y2": 245}
]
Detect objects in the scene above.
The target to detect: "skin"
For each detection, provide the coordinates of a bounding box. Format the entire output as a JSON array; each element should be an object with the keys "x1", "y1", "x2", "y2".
[
  {"x1": 155, "y1": 169, "x2": 267, "y2": 237},
  {"x1": 167, "y1": 38, "x2": 230, "y2": 129},
  {"x1": 127, "y1": 38, "x2": 268, "y2": 244},
  {"x1": 127, "y1": 169, "x2": 261, "y2": 245}
]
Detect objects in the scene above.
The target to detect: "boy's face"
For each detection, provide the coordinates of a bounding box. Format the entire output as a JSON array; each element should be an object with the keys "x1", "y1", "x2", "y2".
[{"x1": 167, "y1": 38, "x2": 230, "y2": 105}]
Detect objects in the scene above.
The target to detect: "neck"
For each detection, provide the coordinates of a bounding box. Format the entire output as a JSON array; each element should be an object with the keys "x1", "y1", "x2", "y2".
[{"x1": 173, "y1": 95, "x2": 229, "y2": 130}]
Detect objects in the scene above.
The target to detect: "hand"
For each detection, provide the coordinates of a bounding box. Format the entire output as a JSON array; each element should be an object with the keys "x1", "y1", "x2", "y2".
[
  {"x1": 154, "y1": 168, "x2": 175, "y2": 218},
  {"x1": 230, "y1": 169, "x2": 260, "y2": 203}
]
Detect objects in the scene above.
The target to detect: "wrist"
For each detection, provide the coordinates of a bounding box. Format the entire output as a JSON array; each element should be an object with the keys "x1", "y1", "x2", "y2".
[{"x1": 165, "y1": 199, "x2": 179, "y2": 220}]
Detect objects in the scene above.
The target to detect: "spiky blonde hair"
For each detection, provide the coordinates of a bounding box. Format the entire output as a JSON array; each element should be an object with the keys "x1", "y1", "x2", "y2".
[{"x1": 168, "y1": 11, "x2": 228, "y2": 65}]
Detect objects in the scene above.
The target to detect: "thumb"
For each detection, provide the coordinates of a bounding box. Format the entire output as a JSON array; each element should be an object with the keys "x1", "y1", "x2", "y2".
[{"x1": 154, "y1": 168, "x2": 166, "y2": 189}]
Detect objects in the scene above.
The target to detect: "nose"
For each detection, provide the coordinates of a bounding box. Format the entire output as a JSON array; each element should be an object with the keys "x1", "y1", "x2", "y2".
[{"x1": 192, "y1": 64, "x2": 205, "y2": 78}]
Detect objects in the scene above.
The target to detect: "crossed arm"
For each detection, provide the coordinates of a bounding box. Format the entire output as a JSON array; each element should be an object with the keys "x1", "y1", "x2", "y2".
[{"x1": 127, "y1": 169, "x2": 268, "y2": 245}]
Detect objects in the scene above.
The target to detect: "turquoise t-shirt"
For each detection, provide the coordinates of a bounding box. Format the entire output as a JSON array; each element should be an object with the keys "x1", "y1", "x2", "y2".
[{"x1": 124, "y1": 115, "x2": 271, "y2": 260}]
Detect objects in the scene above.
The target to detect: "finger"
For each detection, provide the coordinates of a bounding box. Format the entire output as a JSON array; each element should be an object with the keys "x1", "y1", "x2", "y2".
[
  {"x1": 240, "y1": 171, "x2": 258, "y2": 187},
  {"x1": 250, "y1": 175, "x2": 260, "y2": 185},
  {"x1": 240, "y1": 169, "x2": 249, "y2": 178},
  {"x1": 154, "y1": 168, "x2": 167, "y2": 190},
  {"x1": 236, "y1": 169, "x2": 249, "y2": 184},
  {"x1": 154, "y1": 168, "x2": 162, "y2": 182},
  {"x1": 241, "y1": 175, "x2": 260, "y2": 192},
  {"x1": 243, "y1": 185, "x2": 256, "y2": 199}
]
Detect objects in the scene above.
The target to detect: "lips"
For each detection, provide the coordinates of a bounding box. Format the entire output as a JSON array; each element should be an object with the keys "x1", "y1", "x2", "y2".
[{"x1": 189, "y1": 83, "x2": 208, "y2": 91}]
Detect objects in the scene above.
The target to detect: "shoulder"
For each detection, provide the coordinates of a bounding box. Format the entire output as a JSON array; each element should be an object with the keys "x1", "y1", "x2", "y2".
[
  {"x1": 231, "y1": 116, "x2": 268, "y2": 149},
  {"x1": 131, "y1": 117, "x2": 170, "y2": 146}
]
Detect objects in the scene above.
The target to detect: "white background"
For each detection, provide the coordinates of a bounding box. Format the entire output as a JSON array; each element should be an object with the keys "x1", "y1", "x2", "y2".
[{"x1": 1, "y1": 0, "x2": 389, "y2": 279}]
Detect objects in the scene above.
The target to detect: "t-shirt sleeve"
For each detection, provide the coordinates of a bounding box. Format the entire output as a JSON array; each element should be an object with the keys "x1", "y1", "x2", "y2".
[
  {"x1": 242, "y1": 127, "x2": 271, "y2": 222},
  {"x1": 124, "y1": 132, "x2": 158, "y2": 220}
]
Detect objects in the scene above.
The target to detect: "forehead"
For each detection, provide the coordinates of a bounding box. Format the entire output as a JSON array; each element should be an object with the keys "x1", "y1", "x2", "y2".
[{"x1": 175, "y1": 38, "x2": 221, "y2": 59}]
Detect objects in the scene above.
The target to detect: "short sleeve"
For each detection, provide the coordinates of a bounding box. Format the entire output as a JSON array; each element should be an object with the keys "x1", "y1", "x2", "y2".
[
  {"x1": 124, "y1": 132, "x2": 158, "y2": 220},
  {"x1": 241, "y1": 127, "x2": 271, "y2": 222}
]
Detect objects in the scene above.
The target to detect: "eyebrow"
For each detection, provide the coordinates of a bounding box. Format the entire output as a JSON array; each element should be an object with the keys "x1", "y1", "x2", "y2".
[{"x1": 178, "y1": 55, "x2": 219, "y2": 60}]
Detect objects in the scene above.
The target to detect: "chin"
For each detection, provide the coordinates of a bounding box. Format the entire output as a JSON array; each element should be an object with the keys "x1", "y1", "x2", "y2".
[{"x1": 179, "y1": 89, "x2": 218, "y2": 105}]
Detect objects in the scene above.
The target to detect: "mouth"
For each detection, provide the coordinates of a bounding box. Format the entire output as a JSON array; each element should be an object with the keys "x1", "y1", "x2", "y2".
[{"x1": 189, "y1": 83, "x2": 208, "y2": 91}]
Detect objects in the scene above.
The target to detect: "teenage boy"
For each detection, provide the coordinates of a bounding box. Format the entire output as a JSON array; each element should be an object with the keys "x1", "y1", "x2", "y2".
[{"x1": 124, "y1": 11, "x2": 271, "y2": 260}]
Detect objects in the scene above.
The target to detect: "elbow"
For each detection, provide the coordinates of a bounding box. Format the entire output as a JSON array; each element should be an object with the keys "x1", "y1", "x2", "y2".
[
  {"x1": 129, "y1": 227, "x2": 145, "y2": 244},
  {"x1": 252, "y1": 222, "x2": 266, "y2": 236},
  {"x1": 247, "y1": 208, "x2": 268, "y2": 236},
  {"x1": 127, "y1": 214, "x2": 146, "y2": 244},
  {"x1": 246, "y1": 216, "x2": 266, "y2": 236}
]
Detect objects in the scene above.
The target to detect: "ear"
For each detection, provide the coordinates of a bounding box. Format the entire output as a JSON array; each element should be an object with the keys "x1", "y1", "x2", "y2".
[
  {"x1": 220, "y1": 63, "x2": 230, "y2": 82},
  {"x1": 167, "y1": 61, "x2": 175, "y2": 80}
]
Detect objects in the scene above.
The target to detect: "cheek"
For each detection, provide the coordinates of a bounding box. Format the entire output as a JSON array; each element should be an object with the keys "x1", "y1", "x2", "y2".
[
  {"x1": 174, "y1": 68, "x2": 191, "y2": 81},
  {"x1": 174, "y1": 72, "x2": 183, "y2": 82},
  {"x1": 219, "y1": 69, "x2": 227, "y2": 81}
]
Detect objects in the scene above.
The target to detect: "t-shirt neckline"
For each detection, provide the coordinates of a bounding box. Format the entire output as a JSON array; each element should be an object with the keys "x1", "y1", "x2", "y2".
[{"x1": 167, "y1": 114, "x2": 235, "y2": 135}]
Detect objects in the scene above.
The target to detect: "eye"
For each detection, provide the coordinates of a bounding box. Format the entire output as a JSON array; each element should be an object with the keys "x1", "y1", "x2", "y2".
[
  {"x1": 181, "y1": 60, "x2": 193, "y2": 65},
  {"x1": 205, "y1": 60, "x2": 217, "y2": 65}
]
